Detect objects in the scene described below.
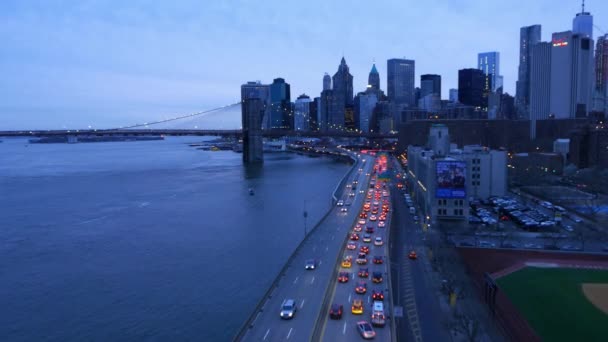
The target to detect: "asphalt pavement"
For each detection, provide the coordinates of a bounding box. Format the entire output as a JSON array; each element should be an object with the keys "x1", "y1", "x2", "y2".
[
  {"x1": 389, "y1": 158, "x2": 452, "y2": 342},
  {"x1": 239, "y1": 155, "x2": 375, "y2": 342},
  {"x1": 319, "y1": 172, "x2": 394, "y2": 342}
]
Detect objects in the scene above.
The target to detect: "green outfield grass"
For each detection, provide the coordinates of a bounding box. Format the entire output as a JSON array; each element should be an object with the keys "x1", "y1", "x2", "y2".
[{"x1": 497, "y1": 267, "x2": 608, "y2": 342}]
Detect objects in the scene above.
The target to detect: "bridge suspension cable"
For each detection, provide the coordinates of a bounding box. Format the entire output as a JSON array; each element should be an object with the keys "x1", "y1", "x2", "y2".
[{"x1": 107, "y1": 102, "x2": 242, "y2": 130}]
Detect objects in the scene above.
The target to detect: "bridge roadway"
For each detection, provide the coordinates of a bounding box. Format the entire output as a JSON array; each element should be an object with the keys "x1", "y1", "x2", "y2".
[
  {"x1": 318, "y1": 175, "x2": 394, "y2": 341},
  {"x1": 389, "y1": 157, "x2": 452, "y2": 342},
  {"x1": 0, "y1": 129, "x2": 396, "y2": 139},
  {"x1": 238, "y1": 154, "x2": 375, "y2": 341}
]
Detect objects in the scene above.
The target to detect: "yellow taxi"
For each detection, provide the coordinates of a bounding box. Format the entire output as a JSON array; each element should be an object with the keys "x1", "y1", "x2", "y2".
[
  {"x1": 341, "y1": 256, "x2": 352, "y2": 268},
  {"x1": 351, "y1": 299, "x2": 364, "y2": 314}
]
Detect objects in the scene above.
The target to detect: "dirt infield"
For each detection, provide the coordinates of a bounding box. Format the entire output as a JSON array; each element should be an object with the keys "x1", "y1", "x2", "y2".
[
  {"x1": 582, "y1": 283, "x2": 608, "y2": 314},
  {"x1": 457, "y1": 248, "x2": 608, "y2": 342}
]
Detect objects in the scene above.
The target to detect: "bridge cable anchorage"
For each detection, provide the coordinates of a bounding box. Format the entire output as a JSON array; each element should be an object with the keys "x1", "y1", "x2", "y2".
[{"x1": 103, "y1": 102, "x2": 242, "y2": 131}]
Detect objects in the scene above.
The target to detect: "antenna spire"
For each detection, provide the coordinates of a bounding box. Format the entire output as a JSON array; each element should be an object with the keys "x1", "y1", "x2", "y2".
[{"x1": 582, "y1": 0, "x2": 585, "y2": 13}]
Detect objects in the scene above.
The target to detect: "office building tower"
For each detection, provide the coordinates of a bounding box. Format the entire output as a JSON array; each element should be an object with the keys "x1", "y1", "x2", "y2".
[
  {"x1": 594, "y1": 35, "x2": 608, "y2": 113},
  {"x1": 420, "y1": 74, "x2": 441, "y2": 99},
  {"x1": 516, "y1": 25, "x2": 542, "y2": 119},
  {"x1": 387, "y1": 58, "x2": 416, "y2": 107},
  {"x1": 328, "y1": 57, "x2": 354, "y2": 130},
  {"x1": 294, "y1": 94, "x2": 312, "y2": 131},
  {"x1": 310, "y1": 97, "x2": 320, "y2": 131},
  {"x1": 529, "y1": 42, "x2": 552, "y2": 137},
  {"x1": 458, "y1": 68, "x2": 485, "y2": 108},
  {"x1": 478, "y1": 52, "x2": 502, "y2": 92},
  {"x1": 269, "y1": 78, "x2": 292, "y2": 129},
  {"x1": 323, "y1": 73, "x2": 331, "y2": 91},
  {"x1": 368, "y1": 64, "x2": 380, "y2": 91},
  {"x1": 355, "y1": 92, "x2": 378, "y2": 133},
  {"x1": 319, "y1": 89, "x2": 334, "y2": 132},
  {"x1": 573, "y1": 1, "x2": 593, "y2": 38},
  {"x1": 549, "y1": 30, "x2": 594, "y2": 118},
  {"x1": 449, "y1": 89, "x2": 459, "y2": 103}
]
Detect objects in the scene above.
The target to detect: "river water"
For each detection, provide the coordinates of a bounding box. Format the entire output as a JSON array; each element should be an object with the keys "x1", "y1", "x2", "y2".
[{"x1": 0, "y1": 137, "x2": 350, "y2": 341}]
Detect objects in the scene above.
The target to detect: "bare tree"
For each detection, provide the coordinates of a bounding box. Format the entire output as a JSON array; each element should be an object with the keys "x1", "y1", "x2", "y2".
[{"x1": 451, "y1": 309, "x2": 481, "y2": 342}]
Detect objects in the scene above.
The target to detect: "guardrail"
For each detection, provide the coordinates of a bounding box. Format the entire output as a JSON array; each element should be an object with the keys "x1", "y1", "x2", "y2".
[
  {"x1": 331, "y1": 150, "x2": 359, "y2": 205},
  {"x1": 385, "y1": 159, "x2": 398, "y2": 342},
  {"x1": 233, "y1": 152, "x2": 360, "y2": 341}
]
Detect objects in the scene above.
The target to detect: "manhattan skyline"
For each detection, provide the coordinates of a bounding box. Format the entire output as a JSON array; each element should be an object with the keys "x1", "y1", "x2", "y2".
[{"x1": 1, "y1": 0, "x2": 608, "y2": 129}]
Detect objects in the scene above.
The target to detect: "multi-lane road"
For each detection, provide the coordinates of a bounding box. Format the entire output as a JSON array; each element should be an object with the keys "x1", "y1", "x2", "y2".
[
  {"x1": 389, "y1": 157, "x2": 452, "y2": 342},
  {"x1": 318, "y1": 161, "x2": 394, "y2": 342},
  {"x1": 238, "y1": 153, "x2": 375, "y2": 341}
]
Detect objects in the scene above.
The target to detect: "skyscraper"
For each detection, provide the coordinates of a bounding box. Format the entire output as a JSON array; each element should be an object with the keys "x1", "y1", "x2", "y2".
[
  {"x1": 549, "y1": 30, "x2": 594, "y2": 118},
  {"x1": 420, "y1": 74, "x2": 441, "y2": 99},
  {"x1": 573, "y1": 1, "x2": 593, "y2": 38},
  {"x1": 354, "y1": 92, "x2": 378, "y2": 133},
  {"x1": 387, "y1": 58, "x2": 415, "y2": 107},
  {"x1": 323, "y1": 73, "x2": 332, "y2": 91},
  {"x1": 449, "y1": 89, "x2": 459, "y2": 103},
  {"x1": 594, "y1": 35, "x2": 608, "y2": 113},
  {"x1": 329, "y1": 57, "x2": 354, "y2": 130},
  {"x1": 529, "y1": 42, "x2": 552, "y2": 137},
  {"x1": 269, "y1": 78, "x2": 292, "y2": 129},
  {"x1": 294, "y1": 94, "x2": 312, "y2": 131},
  {"x1": 478, "y1": 52, "x2": 502, "y2": 92},
  {"x1": 241, "y1": 81, "x2": 270, "y2": 129},
  {"x1": 516, "y1": 25, "x2": 542, "y2": 119},
  {"x1": 368, "y1": 64, "x2": 380, "y2": 91},
  {"x1": 458, "y1": 68, "x2": 485, "y2": 108}
]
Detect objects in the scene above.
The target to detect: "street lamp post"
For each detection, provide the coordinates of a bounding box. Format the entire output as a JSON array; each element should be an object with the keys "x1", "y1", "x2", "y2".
[{"x1": 303, "y1": 200, "x2": 308, "y2": 239}]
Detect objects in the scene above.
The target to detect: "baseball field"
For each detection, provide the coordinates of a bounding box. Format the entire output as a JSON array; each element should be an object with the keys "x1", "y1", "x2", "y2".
[{"x1": 497, "y1": 266, "x2": 608, "y2": 342}]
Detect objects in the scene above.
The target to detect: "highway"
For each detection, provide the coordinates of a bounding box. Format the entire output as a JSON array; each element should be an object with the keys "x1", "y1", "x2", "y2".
[
  {"x1": 389, "y1": 157, "x2": 452, "y2": 342},
  {"x1": 238, "y1": 153, "x2": 375, "y2": 341},
  {"x1": 316, "y1": 155, "x2": 394, "y2": 341}
]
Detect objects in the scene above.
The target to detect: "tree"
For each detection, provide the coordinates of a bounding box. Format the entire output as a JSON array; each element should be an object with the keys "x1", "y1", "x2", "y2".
[{"x1": 451, "y1": 309, "x2": 481, "y2": 342}]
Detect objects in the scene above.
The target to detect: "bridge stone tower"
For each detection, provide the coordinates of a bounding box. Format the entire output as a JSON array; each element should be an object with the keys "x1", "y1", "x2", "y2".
[{"x1": 242, "y1": 98, "x2": 264, "y2": 163}]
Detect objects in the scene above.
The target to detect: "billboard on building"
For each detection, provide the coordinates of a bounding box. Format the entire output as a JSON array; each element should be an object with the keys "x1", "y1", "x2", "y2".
[{"x1": 435, "y1": 161, "x2": 466, "y2": 198}]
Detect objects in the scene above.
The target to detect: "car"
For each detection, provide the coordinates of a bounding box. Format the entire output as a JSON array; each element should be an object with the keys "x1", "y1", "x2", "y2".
[
  {"x1": 371, "y1": 290, "x2": 384, "y2": 301},
  {"x1": 351, "y1": 299, "x2": 364, "y2": 314},
  {"x1": 408, "y1": 250, "x2": 417, "y2": 259},
  {"x1": 338, "y1": 271, "x2": 350, "y2": 283},
  {"x1": 571, "y1": 216, "x2": 583, "y2": 223},
  {"x1": 341, "y1": 257, "x2": 352, "y2": 268},
  {"x1": 371, "y1": 208, "x2": 379, "y2": 214},
  {"x1": 371, "y1": 302, "x2": 386, "y2": 327},
  {"x1": 378, "y1": 221, "x2": 386, "y2": 228},
  {"x1": 349, "y1": 192, "x2": 356, "y2": 197},
  {"x1": 360, "y1": 246, "x2": 370, "y2": 254},
  {"x1": 355, "y1": 281, "x2": 367, "y2": 294},
  {"x1": 363, "y1": 234, "x2": 372, "y2": 243},
  {"x1": 305, "y1": 259, "x2": 317, "y2": 270},
  {"x1": 369, "y1": 215, "x2": 377, "y2": 221},
  {"x1": 358, "y1": 219, "x2": 366, "y2": 225},
  {"x1": 366, "y1": 226, "x2": 375, "y2": 233},
  {"x1": 341, "y1": 207, "x2": 348, "y2": 212},
  {"x1": 379, "y1": 215, "x2": 387, "y2": 221},
  {"x1": 350, "y1": 233, "x2": 360, "y2": 241},
  {"x1": 358, "y1": 268, "x2": 369, "y2": 278},
  {"x1": 356, "y1": 321, "x2": 376, "y2": 339},
  {"x1": 413, "y1": 215, "x2": 419, "y2": 222},
  {"x1": 347, "y1": 242, "x2": 357, "y2": 250},
  {"x1": 563, "y1": 225, "x2": 575, "y2": 232},
  {"x1": 280, "y1": 299, "x2": 297, "y2": 319},
  {"x1": 359, "y1": 212, "x2": 368, "y2": 219},
  {"x1": 359, "y1": 189, "x2": 365, "y2": 194},
  {"x1": 374, "y1": 237, "x2": 383, "y2": 246},
  {"x1": 337, "y1": 200, "x2": 344, "y2": 206},
  {"x1": 356, "y1": 253, "x2": 368, "y2": 265},
  {"x1": 372, "y1": 272, "x2": 383, "y2": 283},
  {"x1": 353, "y1": 225, "x2": 362, "y2": 232},
  {"x1": 329, "y1": 303, "x2": 343, "y2": 319},
  {"x1": 372, "y1": 255, "x2": 383, "y2": 264}
]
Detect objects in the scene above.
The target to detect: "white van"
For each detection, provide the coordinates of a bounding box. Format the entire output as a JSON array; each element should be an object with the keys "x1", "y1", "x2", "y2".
[
  {"x1": 409, "y1": 207, "x2": 416, "y2": 215},
  {"x1": 371, "y1": 301, "x2": 385, "y2": 327}
]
